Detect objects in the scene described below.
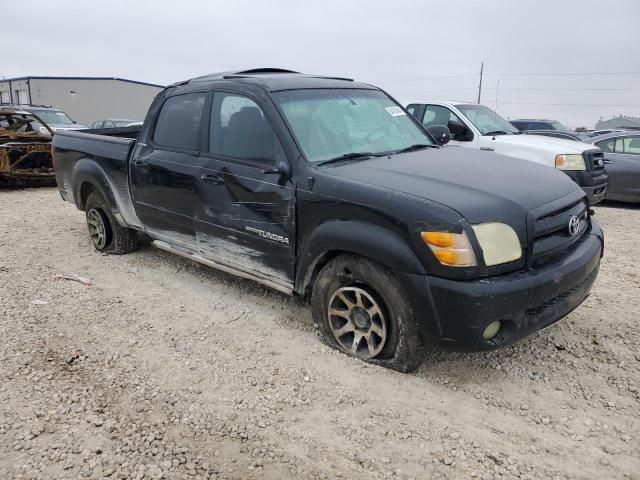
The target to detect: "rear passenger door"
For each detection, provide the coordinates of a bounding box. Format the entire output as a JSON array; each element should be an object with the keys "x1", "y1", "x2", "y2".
[
  {"x1": 195, "y1": 91, "x2": 296, "y2": 286},
  {"x1": 130, "y1": 91, "x2": 207, "y2": 241}
]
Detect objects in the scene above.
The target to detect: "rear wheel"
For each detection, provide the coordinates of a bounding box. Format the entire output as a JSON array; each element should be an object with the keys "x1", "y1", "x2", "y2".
[
  {"x1": 85, "y1": 192, "x2": 138, "y2": 254},
  {"x1": 311, "y1": 254, "x2": 425, "y2": 372}
]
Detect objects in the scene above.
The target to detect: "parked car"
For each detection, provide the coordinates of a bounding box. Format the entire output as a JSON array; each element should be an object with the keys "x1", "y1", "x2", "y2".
[
  {"x1": 405, "y1": 102, "x2": 608, "y2": 205},
  {"x1": 0, "y1": 108, "x2": 55, "y2": 186},
  {"x1": 90, "y1": 118, "x2": 140, "y2": 129},
  {"x1": 2, "y1": 104, "x2": 87, "y2": 131},
  {"x1": 587, "y1": 132, "x2": 640, "y2": 202},
  {"x1": 520, "y1": 130, "x2": 587, "y2": 142},
  {"x1": 586, "y1": 129, "x2": 629, "y2": 138},
  {"x1": 511, "y1": 119, "x2": 574, "y2": 133},
  {"x1": 53, "y1": 69, "x2": 603, "y2": 372}
]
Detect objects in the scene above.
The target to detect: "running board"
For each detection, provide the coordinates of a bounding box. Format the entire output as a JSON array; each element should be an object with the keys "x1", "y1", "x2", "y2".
[{"x1": 151, "y1": 240, "x2": 293, "y2": 295}]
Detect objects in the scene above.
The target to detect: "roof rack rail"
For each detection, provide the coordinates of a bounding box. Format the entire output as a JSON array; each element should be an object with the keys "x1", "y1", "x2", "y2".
[{"x1": 222, "y1": 68, "x2": 300, "y2": 79}]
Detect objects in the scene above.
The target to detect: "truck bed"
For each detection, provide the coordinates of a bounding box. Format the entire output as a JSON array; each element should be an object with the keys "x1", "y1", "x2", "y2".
[{"x1": 53, "y1": 129, "x2": 141, "y2": 229}]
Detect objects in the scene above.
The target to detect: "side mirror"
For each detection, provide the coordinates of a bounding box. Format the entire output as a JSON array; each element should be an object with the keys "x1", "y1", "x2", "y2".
[
  {"x1": 261, "y1": 159, "x2": 291, "y2": 178},
  {"x1": 448, "y1": 120, "x2": 473, "y2": 141},
  {"x1": 426, "y1": 125, "x2": 451, "y2": 146}
]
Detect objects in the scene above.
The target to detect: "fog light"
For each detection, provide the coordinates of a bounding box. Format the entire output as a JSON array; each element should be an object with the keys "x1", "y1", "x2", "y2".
[{"x1": 482, "y1": 320, "x2": 502, "y2": 340}]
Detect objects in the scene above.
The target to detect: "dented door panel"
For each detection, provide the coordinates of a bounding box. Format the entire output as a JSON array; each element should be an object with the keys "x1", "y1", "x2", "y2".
[{"x1": 195, "y1": 159, "x2": 296, "y2": 283}]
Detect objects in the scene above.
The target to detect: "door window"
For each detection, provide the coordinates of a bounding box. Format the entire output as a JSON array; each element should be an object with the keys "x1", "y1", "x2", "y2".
[
  {"x1": 595, "y1": 138, "x2": 615, "y2": 153},
  {"x1": 208, "y1": 93, "x2": 282, "y2": 164},
  {"x1": 422, "y1": 105, "x2": 466, "y2": 140},
  {"x1": 622, "y1": 136, "x2": 640, "y2": 155},
  {"x1": 153, "y1": 92, "x2": 207, "y2": 151}
]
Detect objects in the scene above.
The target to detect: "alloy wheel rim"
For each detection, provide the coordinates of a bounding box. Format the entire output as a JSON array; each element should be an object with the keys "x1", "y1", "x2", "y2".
[
  {"x1": 327, "y1": 286, "x2": 387, "y2": 359},
  {"x1": 87, "y1": 209, "x2": 107, "y2": 249}
]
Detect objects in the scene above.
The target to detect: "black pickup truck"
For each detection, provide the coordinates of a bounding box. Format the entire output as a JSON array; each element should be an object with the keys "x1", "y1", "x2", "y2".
[{"x1": 53, "y1": 68, "x2": 604, "y2": 372}]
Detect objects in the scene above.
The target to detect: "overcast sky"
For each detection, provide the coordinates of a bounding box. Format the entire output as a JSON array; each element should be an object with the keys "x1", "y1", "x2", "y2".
[{"x1": 5, "y1": 0, "x2": 640, "y2": 128}]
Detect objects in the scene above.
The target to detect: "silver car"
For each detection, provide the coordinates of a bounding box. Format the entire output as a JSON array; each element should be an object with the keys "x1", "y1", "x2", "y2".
[
  {"x1": 90, "y1": 118, "x2": 140, "y2": 129},
  {"x1": 589, "y1": 132, "x2": 640, "y2": 203}
]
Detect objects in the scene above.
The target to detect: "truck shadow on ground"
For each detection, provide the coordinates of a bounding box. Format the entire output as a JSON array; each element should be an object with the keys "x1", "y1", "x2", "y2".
[{"x1": 133, "y1": 234, "x2": 569, "y2": 383}]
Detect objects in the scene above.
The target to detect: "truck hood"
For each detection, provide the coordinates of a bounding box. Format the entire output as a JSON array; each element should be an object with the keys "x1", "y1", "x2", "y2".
[
  {"x1": 325, "y1": 147, "x2": 583, "y2": 227},
  {"x1": 488, "y1": 133, "x2": 595, "y2": 154}
]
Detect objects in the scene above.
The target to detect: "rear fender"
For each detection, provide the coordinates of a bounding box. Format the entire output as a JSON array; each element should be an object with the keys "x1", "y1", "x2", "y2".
[{"x1": 73, "y1": 159, "x2": 127, "y2": 227}]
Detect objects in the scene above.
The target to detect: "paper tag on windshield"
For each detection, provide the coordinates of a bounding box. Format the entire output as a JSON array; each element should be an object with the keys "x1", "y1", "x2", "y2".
[{"x1": 385, "y1": 106, "x2": 406, "y2": 117}]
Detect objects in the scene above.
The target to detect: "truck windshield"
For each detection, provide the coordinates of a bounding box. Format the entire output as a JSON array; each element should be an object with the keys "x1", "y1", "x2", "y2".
[
  {"x1": 273, "y1": 89, "x2": 431, "y2": 163},
  {"x1": 457, "y1": 104, "x2": 519, "y2": 135},
  {"x1": 33, "y1": 110, "x2": 75, "y2": 125}
]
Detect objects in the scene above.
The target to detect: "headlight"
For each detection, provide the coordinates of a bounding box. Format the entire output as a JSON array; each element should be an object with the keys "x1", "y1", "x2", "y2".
[
  {"x1": 472, "y1": 223, "x2": 522, "y2": 266},
  {"x1": 421, "y1": 231, "x2": 477, "y2": 267},
  {"x1": 555, "y1": 154, "x2": 586, "y2": 171},
  {"x1": 39, "y1": 126, "x2": 51, "y2": 135}
]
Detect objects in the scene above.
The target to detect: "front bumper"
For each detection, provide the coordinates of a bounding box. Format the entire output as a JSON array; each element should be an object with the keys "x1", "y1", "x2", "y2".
[
  {"x1": 565, "y1": 171, "x2": 608, "y2": 205},
  {"x1": 399, "y1": 223, "x2": 604, "y2": 351}
]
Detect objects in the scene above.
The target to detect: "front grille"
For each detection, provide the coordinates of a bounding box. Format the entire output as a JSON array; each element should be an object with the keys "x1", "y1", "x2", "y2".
[
  {"x1": 531, "y1": 198, "x2": 588, "y2": 263},
  {"x1": 584, "y1": 149, "x2": 605, "y2": 174}
]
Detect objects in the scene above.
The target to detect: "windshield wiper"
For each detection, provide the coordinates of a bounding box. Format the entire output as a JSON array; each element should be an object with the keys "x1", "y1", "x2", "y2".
[
  {"x1": 316, "y1": 152, "x2": 375, "y2": 166},
  {"x1": 484, "y1": 130, "x2": 511, "y2": 136},
  {"x1": 392, "y1": 143, "x2": 437, "y2": 154}
]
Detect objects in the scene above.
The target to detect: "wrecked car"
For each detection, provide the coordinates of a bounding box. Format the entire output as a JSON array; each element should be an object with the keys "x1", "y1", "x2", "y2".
[
  {"x1": 52, "y1": 69, "x2": 603, "y2": 372},
  {"x1": 0, "y1": 109, "x2": 55, "y2": 187}
]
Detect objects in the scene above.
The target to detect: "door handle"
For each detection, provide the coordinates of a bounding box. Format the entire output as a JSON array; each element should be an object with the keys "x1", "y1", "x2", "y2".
[
  {"x1": 133, "y1": 159, "x2": 148, "y2": 167},
  {"x1": 200, "y1": 173, "x2": 225, "y2": 185},
  {"x1": 480, "y1": 146, "x2": 494, "y2": 151}
]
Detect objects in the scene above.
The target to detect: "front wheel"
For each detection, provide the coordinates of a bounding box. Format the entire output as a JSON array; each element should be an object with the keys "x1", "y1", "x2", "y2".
[{"x1": 311, "y1": 255, "x2": 425, "y2": 372}]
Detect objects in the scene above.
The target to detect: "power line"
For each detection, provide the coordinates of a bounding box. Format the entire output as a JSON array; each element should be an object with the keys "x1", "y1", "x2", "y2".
[
  {"x1": 496, "y1": 101, "x2": 640, "y2": 107},
  {"x1": 375, "y1": 73, "x2": 477, "y2": 84},
  {"x1": 486, "y1": 71, "x2": 640, "y2": 77},
  {"x1": 374, "y1": 71, "x2": 640, "y2": 85},
  {"x1": 497, "y1": 87, "x2": 640, "y2": 92}
]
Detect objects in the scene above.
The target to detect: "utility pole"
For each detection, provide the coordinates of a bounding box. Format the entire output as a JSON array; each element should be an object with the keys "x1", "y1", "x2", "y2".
[{"x1": 477, "y1": 62, "x2": 484, "y2": 104}]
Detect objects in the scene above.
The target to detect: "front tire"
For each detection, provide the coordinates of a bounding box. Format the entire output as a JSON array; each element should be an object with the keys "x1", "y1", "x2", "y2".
[
  {"x1": 311, "y1": 255, "x2": 425, "y2": 372},
  {"x1": 85, "y1": 192, "x2": 138, "y2": 255}
]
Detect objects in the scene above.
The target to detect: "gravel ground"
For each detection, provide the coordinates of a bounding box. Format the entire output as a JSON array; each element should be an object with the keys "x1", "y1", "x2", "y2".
[{"x1": 1, "y1": 188, "x2": 639, "y2": 480}]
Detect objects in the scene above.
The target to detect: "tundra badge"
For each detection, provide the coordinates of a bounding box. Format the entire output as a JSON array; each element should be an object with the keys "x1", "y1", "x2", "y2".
[{"x1": 245, "y1": 226, "x2": 290, "y2": 245}]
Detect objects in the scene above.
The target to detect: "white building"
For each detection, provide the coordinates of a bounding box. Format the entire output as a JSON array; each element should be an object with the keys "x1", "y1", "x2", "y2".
[
  {"x1": 595, "y1": 115, "x2": 640, "y2": 130},
  {"x1": 0, "y1": 76, "x2": 164, "y2": 125}
]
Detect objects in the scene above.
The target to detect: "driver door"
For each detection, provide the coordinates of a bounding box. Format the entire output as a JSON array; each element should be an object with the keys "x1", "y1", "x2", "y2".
[{"x1": 420, "y1": 105, "x2": 478, "y2": 148}]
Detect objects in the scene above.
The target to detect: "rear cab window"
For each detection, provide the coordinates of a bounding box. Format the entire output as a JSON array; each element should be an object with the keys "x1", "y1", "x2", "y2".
[{"x1": 153, "y1": 93, "x2": 207, "y2": 151}]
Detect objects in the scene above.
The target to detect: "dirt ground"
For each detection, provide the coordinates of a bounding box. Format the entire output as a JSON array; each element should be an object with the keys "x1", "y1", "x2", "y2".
[{"x1": 1, "y1": 188, "x2": 639, "y2": 480}]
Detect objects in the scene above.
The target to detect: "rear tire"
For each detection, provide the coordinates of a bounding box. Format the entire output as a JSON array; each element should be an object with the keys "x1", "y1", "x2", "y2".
[
  {"x1": 85, "y1": 192, "x2": 138, "y2": 255},
  {"x1": 311, "y1": 254, "x2": 425, "y2": 372}
]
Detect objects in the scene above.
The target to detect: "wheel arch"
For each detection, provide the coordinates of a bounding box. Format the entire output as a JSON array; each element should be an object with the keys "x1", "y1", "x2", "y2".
[
  {"x1": 73, "y1": 159, "x2": 117, "y2": 210},
  {"x1": 295, "y1": 220, "x2": 425, "y2": 295}
]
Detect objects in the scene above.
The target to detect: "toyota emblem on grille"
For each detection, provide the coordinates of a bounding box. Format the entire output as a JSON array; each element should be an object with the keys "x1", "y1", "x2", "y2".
[{"x1": 568, "y1": 215, "x2": 580, "y2": 236}]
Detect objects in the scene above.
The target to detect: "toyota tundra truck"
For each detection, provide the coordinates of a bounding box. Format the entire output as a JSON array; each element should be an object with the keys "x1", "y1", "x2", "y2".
[
  {"x1": 53, "y1": 69, "x2": 604, "y2": 372},
  {"x1": 406, "y1": 101, "x2": 608, "y2": 205}
]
